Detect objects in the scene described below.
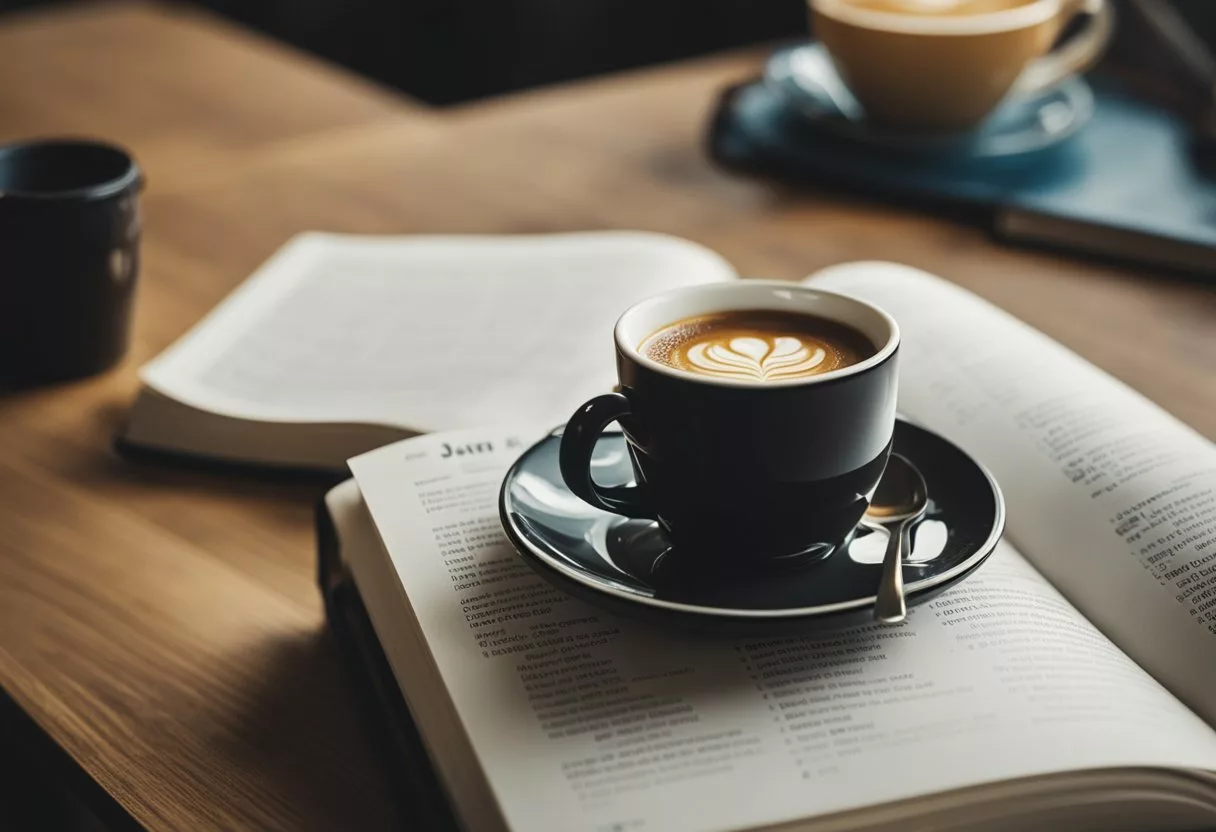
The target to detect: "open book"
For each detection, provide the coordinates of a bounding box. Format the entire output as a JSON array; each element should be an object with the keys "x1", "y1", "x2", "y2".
[
  {"x1": 333, "y1": 263, "x2": 1216, "y2": 832},
  {"x1": 118, "y1": 231, "x2": 736, "y2": 470}
]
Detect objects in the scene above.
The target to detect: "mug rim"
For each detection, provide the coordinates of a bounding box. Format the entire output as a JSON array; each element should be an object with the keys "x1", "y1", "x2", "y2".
[
  {"x1": 0, "y1": 138, "x2": 141, "y2": 201},
  {"x1": 614, "y1": 280, "x2": 900, "y2": 389},
  {"x1": 810, "y1": 0, "x2": 1067, "y2": 35}
]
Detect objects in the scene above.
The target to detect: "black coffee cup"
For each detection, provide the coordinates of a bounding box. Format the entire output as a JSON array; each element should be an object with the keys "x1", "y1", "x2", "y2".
[
  {"x1": 560, "y1": 281, "x2": 899, "y2": 565},
  {"x1": 0, "y1": 139, "x2": 142, "y2": 385}
]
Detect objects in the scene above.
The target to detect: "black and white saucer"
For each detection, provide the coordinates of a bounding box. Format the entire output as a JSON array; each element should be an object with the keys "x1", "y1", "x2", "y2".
[
  {"x1": 763, "y1": 42, "x2": 1094, "y2": 160},
  {"x1": 499, "y1": 418, "x2": 1004, "y2": 635}
]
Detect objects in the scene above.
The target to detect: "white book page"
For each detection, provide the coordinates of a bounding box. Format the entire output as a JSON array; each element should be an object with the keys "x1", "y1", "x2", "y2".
[
  {"x1": 349, "y1": 430, "x2": 1216, "y2": 832},
  {"x1": 807, "y1": 263, "x2": 1216, "y2": 724},
  {"x1": 141, "y1": 231, "x2": 736, "y2": 431}
]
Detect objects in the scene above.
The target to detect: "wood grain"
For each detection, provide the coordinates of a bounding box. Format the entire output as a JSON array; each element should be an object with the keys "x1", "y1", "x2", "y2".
[
  {"x1": 0, "y1": 1, "x2": 426, "y2": 192},
  {"x1": 0, "y1": 3, "x2": 1211, "y2": 831}
]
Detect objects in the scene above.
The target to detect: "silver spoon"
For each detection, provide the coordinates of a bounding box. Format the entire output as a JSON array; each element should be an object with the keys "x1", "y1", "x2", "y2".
[{"x1": 865, "y1": 454, "x2": 929, "y2": 625}]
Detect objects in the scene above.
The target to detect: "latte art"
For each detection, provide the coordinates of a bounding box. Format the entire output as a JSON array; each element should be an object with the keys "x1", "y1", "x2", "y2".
[
  {"x1": 642, "y1": 310, "x2": 875, "y2": 383},
  {"x1": 686, "y1": 336, "x2": 828, "y2": 381}
]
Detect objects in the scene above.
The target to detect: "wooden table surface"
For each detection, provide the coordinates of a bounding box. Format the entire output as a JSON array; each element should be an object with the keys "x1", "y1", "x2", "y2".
[{"x1": 0, "y1": 3, "x2": 1211, "y2": 830}]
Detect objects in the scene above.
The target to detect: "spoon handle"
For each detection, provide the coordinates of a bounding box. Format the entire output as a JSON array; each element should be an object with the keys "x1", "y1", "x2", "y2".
[{"x1": 874, "y1": 520, "x2": 908, "y2": 624}]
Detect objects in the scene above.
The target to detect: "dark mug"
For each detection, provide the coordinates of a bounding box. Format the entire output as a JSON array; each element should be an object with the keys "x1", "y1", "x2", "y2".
[
  {"x1": 0, "y1": 139, "x2": 142, "y2": 385},
  {"x1": 560, "y1": 281, "x2": 899, "y2": 565}
]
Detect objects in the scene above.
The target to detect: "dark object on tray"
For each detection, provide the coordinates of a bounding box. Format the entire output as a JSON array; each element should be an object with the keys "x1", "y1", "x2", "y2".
[{"x1": 1108, "y1": 0, "x2": 1216, "y2": 163}]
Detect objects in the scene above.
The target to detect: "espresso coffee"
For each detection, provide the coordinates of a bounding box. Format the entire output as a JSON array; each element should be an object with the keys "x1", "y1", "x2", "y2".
[{"x1": 641, "y1": 310, "x2": 875, "y2": 383}]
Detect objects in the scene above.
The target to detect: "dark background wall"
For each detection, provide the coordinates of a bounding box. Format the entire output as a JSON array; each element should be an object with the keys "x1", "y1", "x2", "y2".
[
  {"x1": 3, "y1": 0, "x2": 1216, "y2": 105},
  {"x1": 0, "y1": 0, "x2": 810, "y2": 103},
  {"x1": 193, "y1": 0, "x2": 812, "y2": 103}
]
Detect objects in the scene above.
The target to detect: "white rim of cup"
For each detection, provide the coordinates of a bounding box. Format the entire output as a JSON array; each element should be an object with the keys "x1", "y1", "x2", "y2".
[
  {"x1": 810, "y1": 0, "x2": 1064, "y2": 36},
  {"x1": 615, "y1": 280, "x2": 900, "y2": 389}
]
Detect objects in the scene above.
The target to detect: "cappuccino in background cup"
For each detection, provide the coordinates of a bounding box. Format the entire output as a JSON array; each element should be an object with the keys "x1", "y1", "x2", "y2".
[
  {"x1": 559, "y1": 282, "x2": 899, "y2": 567},
  {"x1": 810, "y1": 0, "x2": 1113, "y2": 131}
]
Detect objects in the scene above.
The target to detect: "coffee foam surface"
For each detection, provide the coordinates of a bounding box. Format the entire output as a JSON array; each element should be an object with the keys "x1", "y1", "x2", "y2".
[
  {"x1": 845, "y1": 0, "x2": 1037, "y2": 14},
  {"x1": 812, "y1": 0, "x2": 1053, "y2": 32},
  {"x1": 641, "y1": 313, "x2": 872, "y2": 383}
]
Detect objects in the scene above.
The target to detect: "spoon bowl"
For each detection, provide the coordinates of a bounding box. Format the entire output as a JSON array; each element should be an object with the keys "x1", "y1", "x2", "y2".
[{"x1": 865, "y1": 453, "x2": 930, "y2": 623}]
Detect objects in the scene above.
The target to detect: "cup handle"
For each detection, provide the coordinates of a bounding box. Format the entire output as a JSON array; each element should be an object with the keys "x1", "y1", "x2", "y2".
[
  {"x1": 559, "y1": 393, "x2": 656, "y2": 519},
  {"x1": 1010, "y1": 0, "x2": 1113, "y2": 97}
]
